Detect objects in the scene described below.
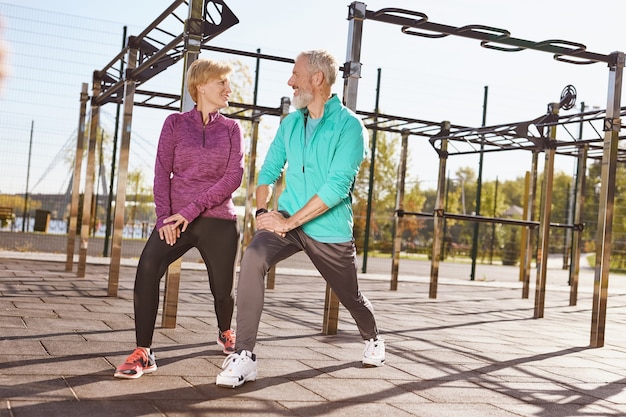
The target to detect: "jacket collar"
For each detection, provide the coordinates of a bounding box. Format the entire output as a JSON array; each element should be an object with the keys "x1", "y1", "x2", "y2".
[
  {"x1": 192, "y1": 106, "x2": 221, "y2": 125},
  {"x1": 299, "y1": 94, "x2": 341, "y2": 121}
]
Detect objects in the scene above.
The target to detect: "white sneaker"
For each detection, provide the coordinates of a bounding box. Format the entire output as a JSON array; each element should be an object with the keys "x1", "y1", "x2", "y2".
[
  {"x1": 215, "y1": 350, "x2": 257, "y2": 388},
  {"x1": 362, "y1": 337, "x2": 385, "y2": 367}
]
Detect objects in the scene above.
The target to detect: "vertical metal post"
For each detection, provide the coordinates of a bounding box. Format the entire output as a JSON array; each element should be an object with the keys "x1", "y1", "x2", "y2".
[
  {"x1": 179, "y1": 0, "x2": 204, "y2": 111},
  {"x1": 108, "y1": 45, "x2": 138, "y2": 295},
  {"x1": 568, "y1": 101, "x2": 586, "y2": 282},
  {"x1": 265, "y1": 97, "x2": 290, "y2": 291},
  {"x1": 519, "y1": 171, "x2": 530, "y2": 282},
  {"x1": 242, "y1": 49, "x2": 263, "y2": 251},
  {"x1": 322, "y1": 284, "x2": 340, "y2": 335},
  {"x1": 243, "y1": 117, "x2": 260, "y2": 249},
  {"x1": 441, "y1": 173, "x2": 450, "y2": 259},
  {"x1": 533, "y1": 103, "x2": 559, "y2": 318},
  {"x1": 470, "y1": 85, "x2": 488, "y2": 280},
  {"x1": 104, "y1": 26, "x2": 127, "y2": 257},
  {"x1": 390, "y1": 131, "x2": 408, "y2": 291},
  {"x1": 66, "y1": 83, "x2": 89, "y2": 271},
  {"x1": 362, "y1": 67, "x2": 381, "y2": 273},
  {"x1": 591, "y1": 51, "x2": 624, "y2": 348},
  {"x1": 342, "y1": 2, "x2": 365, "y2": 109},
  {"x1": 522, "y1": 152, "x2": 539, "y2": 298},
  {"x1": 77, "y1": 75, "x2": 101, "y2": 277},
  {"x1": 563, "y1": 177, "x2": 574, "y2": 270},
  {"x1": 429, "y1": 129, "x2": 449, "y2": 299},
  {"x1": 489, "y1": 177, "x2": 498, "y2": 264},
  {"x1": 321, "y1": 0, "x2": 366, "y2": 335},
  {"x1": 93, "y1": 128, "x2": 105, "y2": 236},
  {"x1": 161, "y1": 0, "x2": 205, "y2": 327},
  {"x1": 569, "y1": 144, "x2": 587, "y2": 306}
]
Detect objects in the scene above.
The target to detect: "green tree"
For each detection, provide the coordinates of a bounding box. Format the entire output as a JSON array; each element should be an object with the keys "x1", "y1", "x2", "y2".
[
  {"x1": 401, "y1": 180, "x2": 428, "y2": 250},
  {"x1": 549, "y1": 171, "x2": 576, "y2": 252},
  {"x1": 0, "y1": 194, "x2": 26, "y2": 214},
  {"x1": 586, "y1": 160, "x2": 626, "y2": 269},
  {"x1": 499, "y1": 176, "x2": 526, "y2": 208},
  {"x1": 353, "y1": 130, "x2": 401, "y2": 254},
  {"x1": 479, "y1": 179, "x2": 505, "y2": 262},
  {"x1": 444, "y1": 168, "x2": 477, "y2": 248},
  {"x1": 221, "y1": 58, "x2": 257, "y2": 201},
  {"x1": 126, "y1": 169, "x2": 150, "y2": 226}
]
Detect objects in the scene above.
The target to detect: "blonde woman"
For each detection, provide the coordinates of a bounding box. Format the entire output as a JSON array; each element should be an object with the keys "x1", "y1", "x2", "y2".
[{"x1": 115, "y1": 58, "x2": 244, "y2": 379}]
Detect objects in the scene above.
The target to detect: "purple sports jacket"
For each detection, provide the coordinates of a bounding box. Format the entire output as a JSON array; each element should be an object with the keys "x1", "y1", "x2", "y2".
[{"x1": 152, "y1": 107, "x2": 244, "y2": 231}]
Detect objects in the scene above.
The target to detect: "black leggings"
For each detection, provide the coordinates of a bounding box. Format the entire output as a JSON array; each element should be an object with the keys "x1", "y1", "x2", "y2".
[{"x1": 133, "y1": 217, "x2": 239, "y2": 347}]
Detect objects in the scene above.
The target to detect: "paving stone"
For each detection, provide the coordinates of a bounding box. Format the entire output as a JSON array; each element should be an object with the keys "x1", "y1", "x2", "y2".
[
  {"x1": 2, "y1": 253, "x2": 626, "y2": 416},
  {"x1": 4, "y1": 400, "x2": 163, "y2": 417}
]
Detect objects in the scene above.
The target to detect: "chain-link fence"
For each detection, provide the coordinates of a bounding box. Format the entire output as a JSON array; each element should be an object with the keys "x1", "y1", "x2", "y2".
[{"x1": 1, "y1": 3, "x2": 624, "y2": 275}]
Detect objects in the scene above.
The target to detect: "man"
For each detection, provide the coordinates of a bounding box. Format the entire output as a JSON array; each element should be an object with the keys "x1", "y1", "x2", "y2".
[{"x1": 216, "y1": 49, "x2": 385, "y2": 389}]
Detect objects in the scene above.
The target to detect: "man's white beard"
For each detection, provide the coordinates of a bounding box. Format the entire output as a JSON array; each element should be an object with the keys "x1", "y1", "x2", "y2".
[{"x1": 292, "y1": 90, "x2": 313, "y2": 109}]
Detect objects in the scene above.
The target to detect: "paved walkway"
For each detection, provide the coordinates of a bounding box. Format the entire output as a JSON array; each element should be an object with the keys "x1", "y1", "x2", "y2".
[{"x1": 1, "y1": 251, "x2": 626, "y2": 416}]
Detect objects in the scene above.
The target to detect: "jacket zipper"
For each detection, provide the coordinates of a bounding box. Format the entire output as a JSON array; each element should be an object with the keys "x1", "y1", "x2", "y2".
[
  {"x1": 302, "y1": 112, "x2": 307, "y2": 173},
  {"x1": 202, "y1": 115, "x2": 208, "y2": 147}
]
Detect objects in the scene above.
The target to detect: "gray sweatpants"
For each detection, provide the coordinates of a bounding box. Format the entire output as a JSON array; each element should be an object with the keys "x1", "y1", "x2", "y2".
[{"x1": 235, "y1": 228, "x2": 379, "y2": 352}]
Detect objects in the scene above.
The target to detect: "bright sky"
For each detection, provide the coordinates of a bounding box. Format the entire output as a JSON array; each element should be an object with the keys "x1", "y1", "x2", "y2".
[{"x1": 1, "y1": 0, "x2": 624, "y2": 193}]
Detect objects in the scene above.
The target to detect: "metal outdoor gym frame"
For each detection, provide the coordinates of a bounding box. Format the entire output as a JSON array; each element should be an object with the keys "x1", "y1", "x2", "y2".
[
  {"x1": 66, "y1": 1, "x2": 624, "y2": 347},
  {"x1": 342, "y1": 2, "x2": 624, "y2": 348}
]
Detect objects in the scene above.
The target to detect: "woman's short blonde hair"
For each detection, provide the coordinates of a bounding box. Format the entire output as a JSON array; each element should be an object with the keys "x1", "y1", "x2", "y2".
[{"x1": 186, "y1": 58, "x2": 232, "y2": 102}]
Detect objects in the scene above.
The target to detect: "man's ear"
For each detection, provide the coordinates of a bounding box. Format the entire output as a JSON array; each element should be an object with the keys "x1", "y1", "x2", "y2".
[{"x1": 313, "y1": 71, "x2": 323, "y2": 87}]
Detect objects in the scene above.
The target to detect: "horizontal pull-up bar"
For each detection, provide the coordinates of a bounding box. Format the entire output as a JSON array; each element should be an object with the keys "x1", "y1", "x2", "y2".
[
  {"x1": 358, "y1": 4, "x2": 614, "y2": 65},
  {"x1": 395, "y1": 209, "x2": 584, "y2": 231}
]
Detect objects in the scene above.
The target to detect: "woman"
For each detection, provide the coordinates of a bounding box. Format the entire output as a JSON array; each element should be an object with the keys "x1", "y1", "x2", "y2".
[{"x1": 115, "y1": 58, "x2": 244, "y2": 379}]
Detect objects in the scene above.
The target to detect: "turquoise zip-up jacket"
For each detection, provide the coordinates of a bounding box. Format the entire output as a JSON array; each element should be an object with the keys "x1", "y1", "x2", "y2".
[{"x1": 257, "y1": 95, "x2": 368, "y2": 243}]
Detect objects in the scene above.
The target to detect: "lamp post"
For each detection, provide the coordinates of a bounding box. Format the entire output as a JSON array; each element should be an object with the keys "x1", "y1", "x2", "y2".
[{"x1": 22, "y1": 120, "x2": 34, "y2": 232}]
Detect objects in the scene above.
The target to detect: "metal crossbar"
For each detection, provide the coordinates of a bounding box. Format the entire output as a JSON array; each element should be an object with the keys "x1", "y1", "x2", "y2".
[{"x1": 395, "y1": 209, "x2": 583, "y2": 231}]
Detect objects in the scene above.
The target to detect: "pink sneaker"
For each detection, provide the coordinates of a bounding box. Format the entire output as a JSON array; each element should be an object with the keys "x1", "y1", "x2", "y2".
[
  {"x1": 217, "y1": 329, "x2": 236, "y2": 354},
  {"x1": 114, "y1": 347, "x2": 157, "y2": 379}
]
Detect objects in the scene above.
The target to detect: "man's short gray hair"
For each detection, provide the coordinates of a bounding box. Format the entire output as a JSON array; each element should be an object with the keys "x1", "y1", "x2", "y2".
[{"x1": 298, "y1": 50, "x2": 338, "y2": 87}]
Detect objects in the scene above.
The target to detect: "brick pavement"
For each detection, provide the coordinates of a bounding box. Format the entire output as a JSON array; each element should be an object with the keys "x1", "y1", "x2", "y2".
[{"x1": 1, "y1": 252, "x2": 626, "y2": 417}]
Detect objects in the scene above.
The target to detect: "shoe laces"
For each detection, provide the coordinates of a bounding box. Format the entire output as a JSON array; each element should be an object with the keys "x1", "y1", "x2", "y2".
[
  {"x1": 365, "y1": 338, "x2": 383, "y2": 353},
  {"x1": 221, "y1": 329, "x2": 236, "y2": 343},
  {"x1": 127, "y1": 348, "x2": 149, "y2": 365},
  {"x1": 221, "y1": 350, "x2": 251, "y2": 369}
]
